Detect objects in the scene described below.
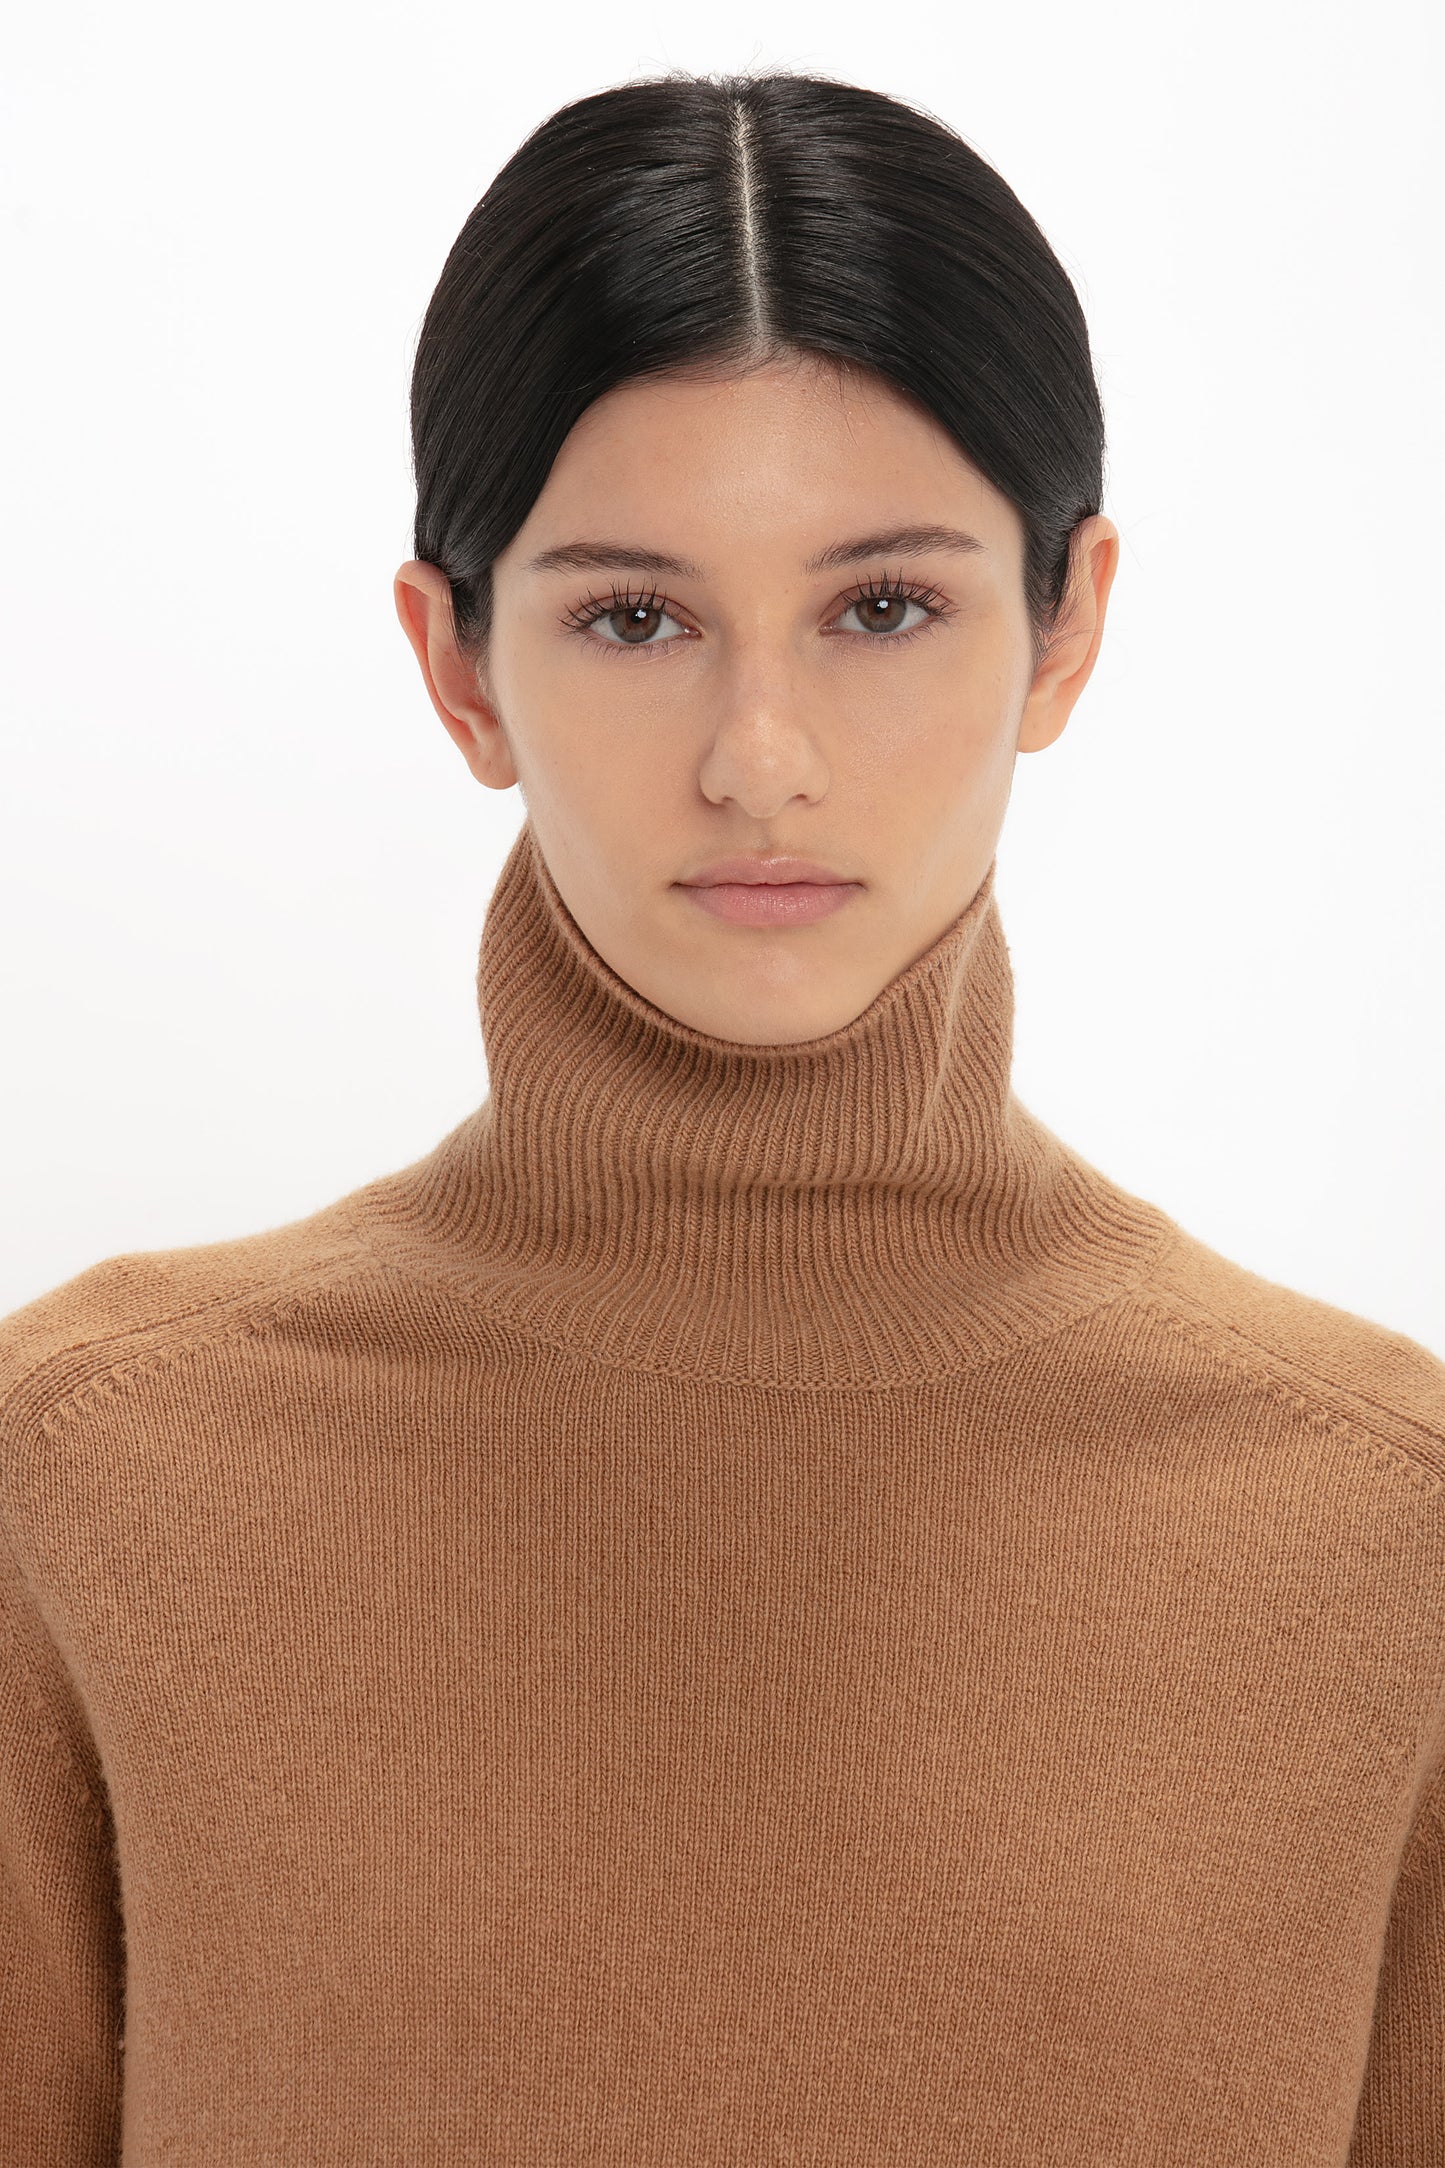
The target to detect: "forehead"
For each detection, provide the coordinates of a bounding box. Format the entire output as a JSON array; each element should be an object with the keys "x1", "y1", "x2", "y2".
[{"x1": 505, "y1": 354, "x2": 1021, "y2": 565}]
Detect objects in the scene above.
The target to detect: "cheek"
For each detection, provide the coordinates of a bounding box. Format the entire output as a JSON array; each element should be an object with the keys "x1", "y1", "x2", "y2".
[
  {"x1": 504, "y1": 611, "x2": 672, "y2": 724},
  {"x1": 837, "y1": 647, "x2": 1009, "y2": 771},
  {"x1": 485, "y1": 631, "x2": 582, "y2": 771},
  {"x1": 527, "y1": 715, "x2": 672, "y2": 846}
]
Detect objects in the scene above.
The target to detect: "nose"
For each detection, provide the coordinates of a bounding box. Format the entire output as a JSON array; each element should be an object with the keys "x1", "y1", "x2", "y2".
[{"x1": 694, "y1": 649, "x2": 832, "y2": 819}]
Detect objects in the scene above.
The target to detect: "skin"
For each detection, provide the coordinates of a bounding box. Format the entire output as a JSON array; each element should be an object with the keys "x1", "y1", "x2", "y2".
[{"x1": 394, "y1": 350, "x2": 1118, "y2": 1046}]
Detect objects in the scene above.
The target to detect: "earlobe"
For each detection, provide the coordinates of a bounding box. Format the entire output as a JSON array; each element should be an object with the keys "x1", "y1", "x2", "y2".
[{"x1": 1015, "y1": 694, "x2": 1071, "y2": 756}]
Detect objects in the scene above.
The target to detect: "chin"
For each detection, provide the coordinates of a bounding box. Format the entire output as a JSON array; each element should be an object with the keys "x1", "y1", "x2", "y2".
[{"x1": 701, "y1": 987, "x2": 867, "y2": 1048}]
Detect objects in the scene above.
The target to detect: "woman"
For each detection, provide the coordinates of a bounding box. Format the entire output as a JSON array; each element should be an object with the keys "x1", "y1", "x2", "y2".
[{"x1": 3, "y1": 71, "x2": 1441, "y2": 2165}]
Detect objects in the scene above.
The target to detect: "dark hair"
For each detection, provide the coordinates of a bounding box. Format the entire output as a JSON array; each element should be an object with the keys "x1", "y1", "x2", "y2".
[{"x1": 410, "y1": 72, "x2": 1105, "y2": 675}]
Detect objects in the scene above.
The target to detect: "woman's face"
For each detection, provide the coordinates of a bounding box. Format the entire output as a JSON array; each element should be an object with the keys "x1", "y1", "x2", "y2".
[{"x1": 396, "y1": 352, "x2": 1117, "y2": 1045}]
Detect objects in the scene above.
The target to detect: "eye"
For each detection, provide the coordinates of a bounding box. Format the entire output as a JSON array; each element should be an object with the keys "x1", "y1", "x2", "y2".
[
  {"x1": 836, "y1": 590, "x2": 935, "y2": 638},
  {"x1": 568, "y1": 589, "x2": 691, "y2": 650}
]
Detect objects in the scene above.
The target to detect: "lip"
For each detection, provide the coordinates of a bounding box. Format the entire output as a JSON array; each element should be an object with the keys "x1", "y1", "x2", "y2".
[
  {"x1": 681, "y1": 881, "x2": 860, "y2": 926},
  {"x1": 678, "y1": 855, "x2": 855, "y2": 887},
  {"x1": 674, "y1": 855, "x2": 863, "y2": 929}
]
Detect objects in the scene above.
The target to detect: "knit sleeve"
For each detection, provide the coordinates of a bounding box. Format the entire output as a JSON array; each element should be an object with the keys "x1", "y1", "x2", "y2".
[
  {"x1": 0, "y1": 1519, "x2": 124, "y2": 2164},
  {"x1": 1347, "y1": 1759, "x2": 1445, "y2": 2165}
]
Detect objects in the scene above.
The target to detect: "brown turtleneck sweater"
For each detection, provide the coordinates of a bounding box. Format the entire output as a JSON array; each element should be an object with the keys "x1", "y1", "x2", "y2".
[{"x1": 3, "y1": 818, "x2": 1442, "y2": 2166}]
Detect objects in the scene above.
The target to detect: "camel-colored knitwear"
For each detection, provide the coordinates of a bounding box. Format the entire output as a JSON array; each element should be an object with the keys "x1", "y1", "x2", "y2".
[{"x1": 3, "y1": 816, "x2": 1443, "y2": 2166}]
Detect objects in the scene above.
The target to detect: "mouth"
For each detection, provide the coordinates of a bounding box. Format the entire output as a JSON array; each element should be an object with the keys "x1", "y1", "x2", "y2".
[{"x1": 676, "y1": 879, "x2": 862, "y2": 928}]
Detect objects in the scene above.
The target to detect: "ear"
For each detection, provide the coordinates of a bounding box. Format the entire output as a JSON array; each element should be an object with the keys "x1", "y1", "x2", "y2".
[
  {"x1": 1015, "y1": 515, "x2": 1120, "y2": 755},
  {"x1": 393, "y1": 560, "x2": 518, "y2": 790}
]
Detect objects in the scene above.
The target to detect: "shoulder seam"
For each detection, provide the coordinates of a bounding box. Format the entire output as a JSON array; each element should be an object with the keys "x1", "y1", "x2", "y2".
[{"x1": 1128, "y1": 1286, "x2": 1445, "y2": 1498}]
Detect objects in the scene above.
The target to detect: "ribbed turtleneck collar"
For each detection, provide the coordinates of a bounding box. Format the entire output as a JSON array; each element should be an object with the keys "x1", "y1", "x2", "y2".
[{"x1": 358, "y1": 817, "x2": 1176, "y2": 1386}]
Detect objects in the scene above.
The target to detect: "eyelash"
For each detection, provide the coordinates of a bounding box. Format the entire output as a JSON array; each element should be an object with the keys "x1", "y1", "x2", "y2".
[{"x1": 559, "y1": 571, "x2": 953, "y2": 658}]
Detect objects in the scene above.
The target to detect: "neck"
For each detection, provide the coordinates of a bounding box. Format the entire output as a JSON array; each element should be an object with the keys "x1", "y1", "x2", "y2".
[{"x1": 360, "y1": 819, "x2": 1175, "y2": 1385}]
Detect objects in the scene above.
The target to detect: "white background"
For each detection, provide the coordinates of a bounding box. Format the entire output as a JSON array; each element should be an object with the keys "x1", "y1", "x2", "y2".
[{"x1": 3, "y1": 0, "x2": 1441, "y2": 1356}]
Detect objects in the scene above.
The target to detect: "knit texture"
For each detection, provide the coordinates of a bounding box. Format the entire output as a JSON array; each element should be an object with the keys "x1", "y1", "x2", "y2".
[{"x1": 2, "y1": 815, "x2": 1443, "y2": 2164}]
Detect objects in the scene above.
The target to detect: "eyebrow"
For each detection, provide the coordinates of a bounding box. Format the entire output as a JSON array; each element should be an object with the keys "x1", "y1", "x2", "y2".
[
  {"x1": 805, "y1": 523, "x2": 988, "y2": 573},
  {"x1": 524, "y1": 540, "x2": 704, "y2": 578},
  {"x1": 520, "y1": 522, "x2": 989, "y2": 580}
]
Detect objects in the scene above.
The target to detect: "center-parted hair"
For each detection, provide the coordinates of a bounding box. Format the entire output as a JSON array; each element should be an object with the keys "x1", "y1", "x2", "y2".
[{"x1": 410, "y1": 72, "x2": 1106, "y2": 671}]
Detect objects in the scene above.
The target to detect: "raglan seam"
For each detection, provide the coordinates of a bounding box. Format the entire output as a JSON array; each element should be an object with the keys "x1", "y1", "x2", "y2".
[
  {"x1": 1135, "y1": 1275, "x2": 1445, "y2": 1434},
  {"x1": 0, "y1": 1518, "x2": 113, "y2": 1837},
  {"x1": 1127, "y1": 1286, "x2": 1445, "y2": 1497},
  {"x1": 0, "y1": 1199, "x2": 375, "y2": 1445},
  {"x1": 1394, "y1": 1753, "x2": 1445, "y2": 1883},
  {"x1": 0, "y1": 1634, "x2": 113, "y2": 1839}
]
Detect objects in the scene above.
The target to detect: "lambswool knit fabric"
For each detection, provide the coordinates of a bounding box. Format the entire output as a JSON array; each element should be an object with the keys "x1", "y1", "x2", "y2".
[{"x1": 2, "y1": 817, "x2": 1443, "y2": 2166}]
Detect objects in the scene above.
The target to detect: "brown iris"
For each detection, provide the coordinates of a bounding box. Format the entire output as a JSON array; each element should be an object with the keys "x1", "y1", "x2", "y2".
[
  {"x1": 609, "y1": 604, "x2": 665, "y2": 644},
  {"x1": 856, "y1": 594, "x2": 911, "y2": 632}
]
